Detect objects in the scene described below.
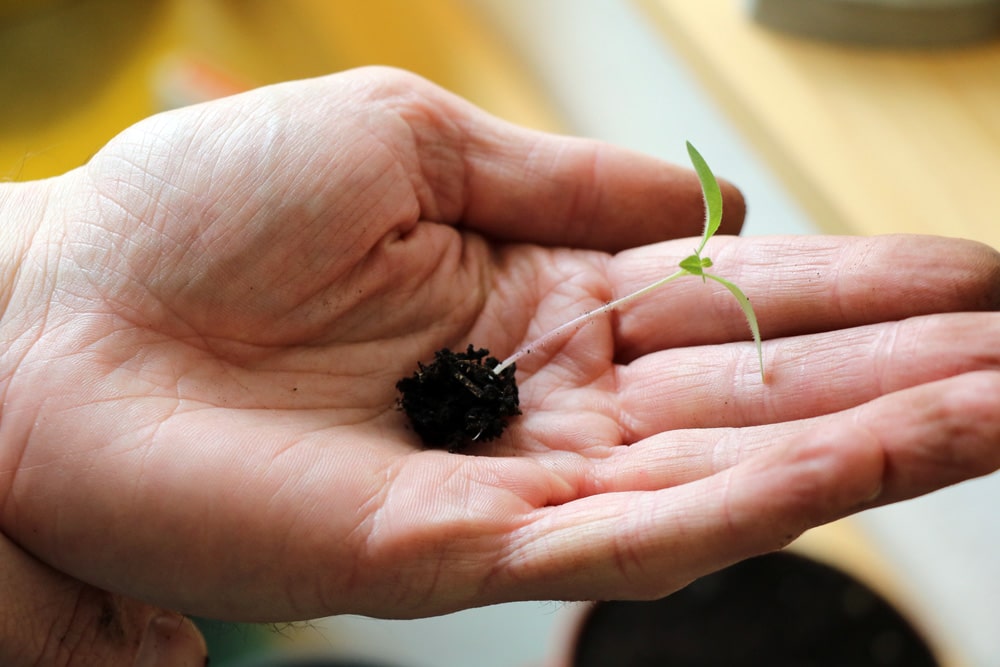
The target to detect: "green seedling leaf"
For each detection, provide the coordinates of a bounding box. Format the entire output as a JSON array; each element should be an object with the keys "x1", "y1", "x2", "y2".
[
  {"x1": 494, "y1": 142, "x2": 766, "y2": 385},
  {"x1": 679, "y1": 258, "x2": 702, "y2": 276},
  {"x1": 705, "y1": 272, "x2": 765, "y2": 382},
  {"x1": 686, "y1": 141, "x2": 723, "y2": 255},
  {"x1": 679, "y1": 253, "x2": 708, "y2": 275},
  {"x1": 683, "y1": 143, "x2": 764, "y2": 381}
]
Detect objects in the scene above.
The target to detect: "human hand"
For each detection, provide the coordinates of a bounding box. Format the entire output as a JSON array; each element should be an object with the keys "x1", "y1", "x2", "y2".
[{"x1": 1, "y1": 67, "x2": 998, "y2": 645}]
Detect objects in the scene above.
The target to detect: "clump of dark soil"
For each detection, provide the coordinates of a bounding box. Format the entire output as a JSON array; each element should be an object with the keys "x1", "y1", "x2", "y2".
[{"x1": 396, "y1": 345, "x2": 520, "y2": 452}]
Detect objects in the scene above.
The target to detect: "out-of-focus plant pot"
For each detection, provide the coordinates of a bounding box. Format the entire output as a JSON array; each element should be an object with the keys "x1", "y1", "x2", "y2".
[
  {"x1": 550, "y1": 551, "x2": 943, "y2": 667},
  {"x1": 748, "y1": 0, "x2": 1000, "y2": 47}
]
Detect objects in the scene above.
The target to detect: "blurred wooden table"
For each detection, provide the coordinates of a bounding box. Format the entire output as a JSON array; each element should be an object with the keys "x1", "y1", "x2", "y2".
[{"x1": 640, "y1": 0, "x2": 1000, "y2": 249}]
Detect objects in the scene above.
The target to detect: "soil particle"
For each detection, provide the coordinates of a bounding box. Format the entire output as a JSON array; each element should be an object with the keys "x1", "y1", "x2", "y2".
[{"x1": 396, "y1": 345, "x2": 520, "y2": 452}]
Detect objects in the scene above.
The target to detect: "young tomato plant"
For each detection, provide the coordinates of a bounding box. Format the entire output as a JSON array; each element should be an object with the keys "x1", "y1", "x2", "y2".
[{"x1": 397, "y1": 142, "x2": 764, "y2": 451}]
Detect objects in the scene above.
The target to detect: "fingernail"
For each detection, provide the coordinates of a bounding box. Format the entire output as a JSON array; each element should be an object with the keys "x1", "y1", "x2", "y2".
[{"x1": 136, "y1": 614, "x2": 208, "y2": 667}]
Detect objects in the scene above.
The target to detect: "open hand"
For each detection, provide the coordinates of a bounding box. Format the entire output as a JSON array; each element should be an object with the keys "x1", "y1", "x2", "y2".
[{"x1": 1, "y1": 68, "x2": 998, "y2": 648}]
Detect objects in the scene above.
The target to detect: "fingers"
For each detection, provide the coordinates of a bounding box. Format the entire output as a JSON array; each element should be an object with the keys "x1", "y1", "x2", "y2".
[
  {"x1": 498, "y1": 414, "x2": 884, "y2": 603},
  {"x1": 336, "y1": 67, "x2": 747, "y2": 251},
  {"x1": 499, "y1": 371, "x2": 1000, "y2": 603},
  {"x1": 609, "y1": 234, "x2": 1000, "y2": 359},
  {"x1": 853, "y1": 370, "x2": 1000, "y2": 506},
  {"x1": 581, "y1": 370, "x2": 1000, "y2": 497},
  {"x1": 0, "y1": 531, "x2": 207, "y2": 666},
  {"x1": 617, "y1": 311, "x2": 1000, "y2": 436}
]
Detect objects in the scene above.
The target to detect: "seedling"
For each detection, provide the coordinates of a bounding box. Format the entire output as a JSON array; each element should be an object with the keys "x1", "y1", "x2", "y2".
[{"x1": 397, "y1": 142, "x2": 763, "y2": 451}]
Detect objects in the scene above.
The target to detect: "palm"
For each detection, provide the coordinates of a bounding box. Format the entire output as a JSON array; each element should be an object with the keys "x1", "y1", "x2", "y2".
[{"x1": 2, "y1": 69, "x2": 998, "y2": 624}]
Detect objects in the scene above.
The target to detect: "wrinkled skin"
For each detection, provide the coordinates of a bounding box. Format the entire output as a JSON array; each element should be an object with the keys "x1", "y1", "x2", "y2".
[{"x1": 1, "y1": 68, "x2": 999, "y2": 637}]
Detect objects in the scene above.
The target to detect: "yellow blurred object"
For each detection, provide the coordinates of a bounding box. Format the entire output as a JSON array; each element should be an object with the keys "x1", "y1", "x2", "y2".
[{"x1": 0, "y1": 0, "x2": 562, "y2": 181}]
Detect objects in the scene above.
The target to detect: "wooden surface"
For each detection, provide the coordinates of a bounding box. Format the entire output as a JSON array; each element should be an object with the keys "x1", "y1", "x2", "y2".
[{"x1": 639, "y1": 0, "x2": 1000, "y2": 249}]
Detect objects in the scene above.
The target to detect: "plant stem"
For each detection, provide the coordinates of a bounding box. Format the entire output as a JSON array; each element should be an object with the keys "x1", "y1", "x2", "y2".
[
  {"x1": 491, "y1": 143, "x2": 764, "y2": 382},
  {"x1": 492, "y1": 268, "x2": 687, "y2": 375}
]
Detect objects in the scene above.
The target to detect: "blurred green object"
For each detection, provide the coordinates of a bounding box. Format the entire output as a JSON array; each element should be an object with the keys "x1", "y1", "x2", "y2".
[
  {"x1": 749, "y1": 0, "x2": 1000, "y2": 46},
  {"x1": 195, "y1": 617, "x2": 274, "y2": 667}
]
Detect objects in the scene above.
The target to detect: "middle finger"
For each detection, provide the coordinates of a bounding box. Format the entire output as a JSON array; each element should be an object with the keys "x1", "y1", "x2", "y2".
[{"x1": 616, "y1": 311, "x2": 1000, "y2": 440}]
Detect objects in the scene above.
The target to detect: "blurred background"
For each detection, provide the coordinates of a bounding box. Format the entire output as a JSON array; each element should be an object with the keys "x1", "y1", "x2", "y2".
[{"x1": 3, "y1": 1, "x2": 998, "y2": 665}]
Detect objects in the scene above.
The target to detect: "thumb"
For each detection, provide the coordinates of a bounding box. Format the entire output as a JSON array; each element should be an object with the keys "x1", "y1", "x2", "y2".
[{"x1": 0, "y1": 531, "x2": 207, "y2": 666}]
